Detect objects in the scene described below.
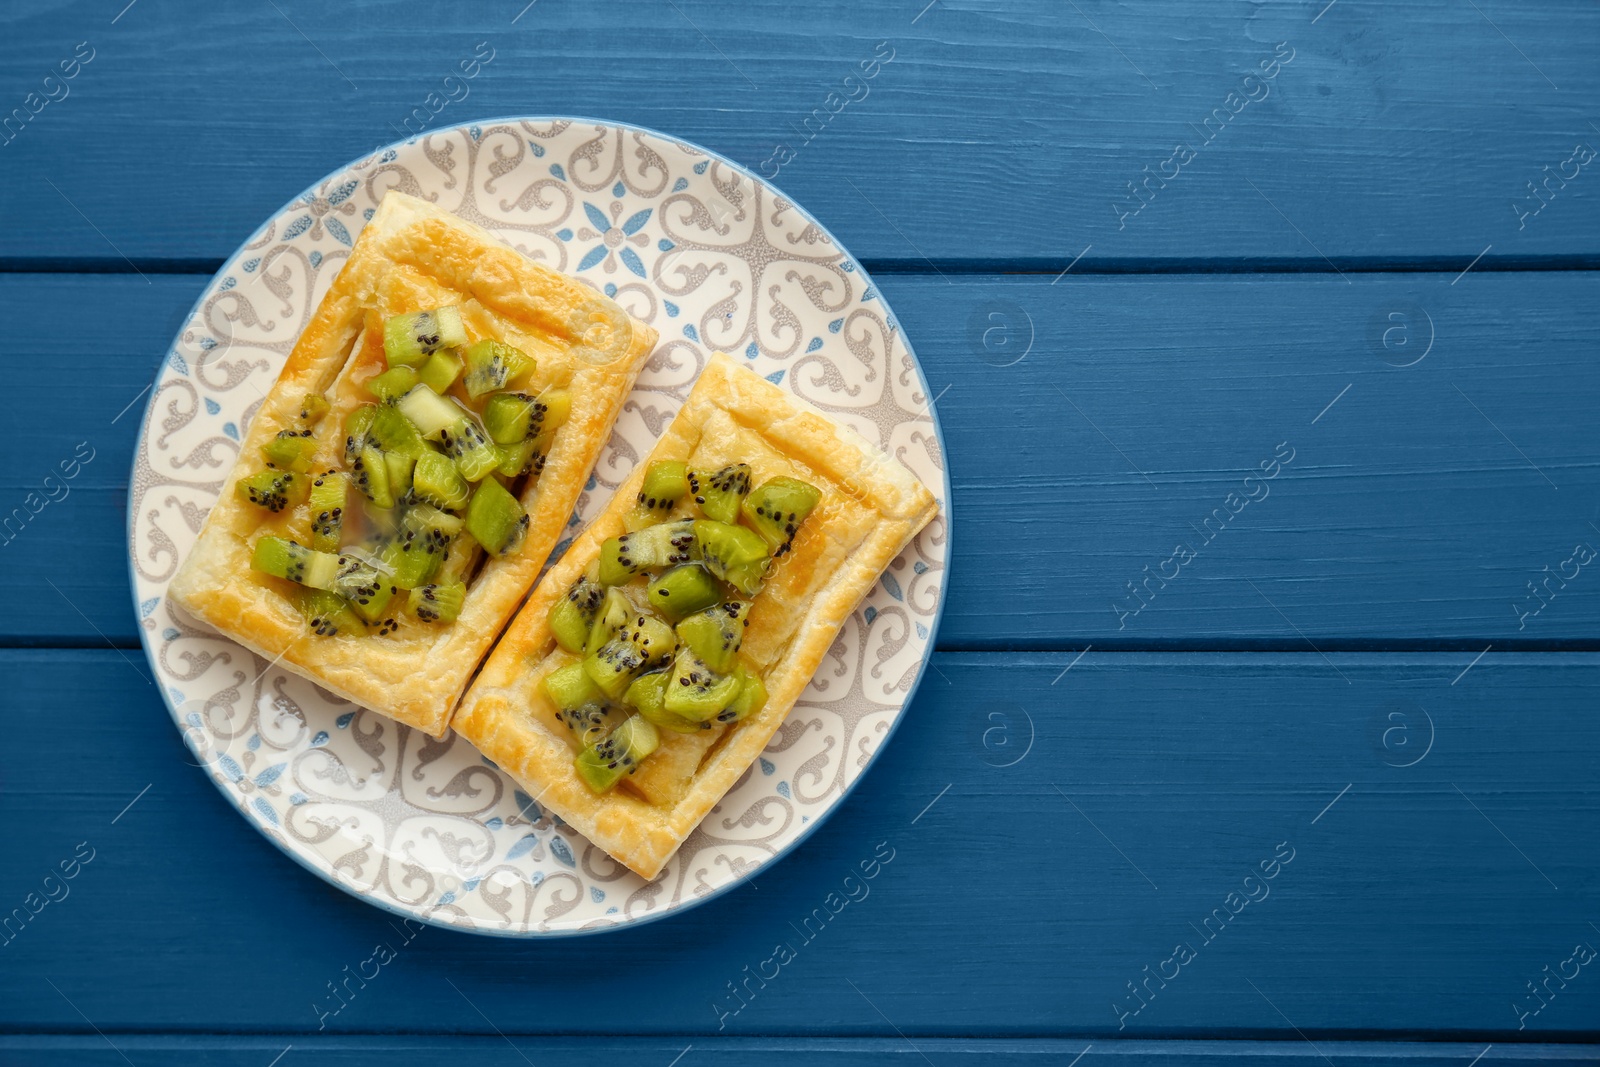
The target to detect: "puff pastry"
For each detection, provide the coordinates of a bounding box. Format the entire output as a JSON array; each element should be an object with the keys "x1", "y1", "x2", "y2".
[
  {"x1": 170, "y1": 192, "x2": 658, "y2": 738},
  {"x1": 452, "y1": 352, "x2": 938, "y2": 879}
]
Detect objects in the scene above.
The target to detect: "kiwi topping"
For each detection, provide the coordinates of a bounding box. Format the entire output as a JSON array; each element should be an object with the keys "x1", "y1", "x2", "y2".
[
  {"x1": 574, "y1": 713, "x2": 661, "y2": 794},
  {"x1": 262, "y1": 430, "x2": 317, "y2": 473},
  {"x1": 383, "y1": 306, "x2": 467, "y2": 366},
  {"x1": 465, "y1": 478, "x2": 528, "y2": 557},
  {"x1": 417, "y1": 348, "x2": 462, "y2": 394},
  {"x1": 366, "y1": 365, "x2": 420, "y2": 402},
  {"x1": 542, "y1": 456, "x2": 823, "y2": 786},
  {"x1": 408, "y1": 581, "x2": 465, "y2": 623},
  {"x1": 237, "y1": 469, "x2": 308, "y2": 513},
  {"x1": 412, "y1": 451, "x2": 470, "y2": 511},
  {"x1": 548, "y1": 576, "x2": 604, "y2": 654},
  {"x1": 461, "y1": 339, "x2": 535, "y2": 399},
  {"x1": 307, "y1": 471, "x2": 348, "y2": 553},
  {"x1": 646, "y1": 564, "x2": 723, "y2": 621},
  {"x1": 663, "y1": 647, "x2": 742, "y2": 721},
  {"x1": 694, "y1": 520, "x2": 770, "y2": 597},
  {"x1": 597, "y1": 519, "x2": 698, "y2": 586},
  {"x1": 742, "y1": 476, "x2": 822, "y2": 557},
  {"x1": 687, "y1": 463, "x2": 752, "y2": 524},
  {"x1": 291, "y1": 587, "x2": 368, "y2": 637}
]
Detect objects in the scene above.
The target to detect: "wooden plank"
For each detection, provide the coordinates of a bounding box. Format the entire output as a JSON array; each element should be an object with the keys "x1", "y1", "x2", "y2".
[
  {"x1": 1, "y1": 0, "x2": 1597, "y2": 265},
  {"x1": 5, "y1": 271, "x2": 1598, "y2": 648},
  {"x1": 4, "y1": 1035, "x2": 1598, "y2": 1066},
  {"x1": 3, "y1": 650, "x2": 1596, "y2": 1035}
]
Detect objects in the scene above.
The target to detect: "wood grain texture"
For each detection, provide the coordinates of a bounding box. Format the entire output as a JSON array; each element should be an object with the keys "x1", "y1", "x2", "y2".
[
  {"x1": 5, "y1": 1035, "x2": 1599, "y2": 1066},
  {"x1": 3, "y1": 650, "x2": 1596, "y2": 1036},
  {"x1": 0, "y1": 0, "x2": 1596, "y2": 265},
  {"x1": 5, "y1": 271, "x2": 1595, "y2": 648}
]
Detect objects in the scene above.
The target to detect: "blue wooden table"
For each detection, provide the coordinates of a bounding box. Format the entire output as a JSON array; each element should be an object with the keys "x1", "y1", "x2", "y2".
[{"x1": 3, "y1": 1, "x2": 1598, "y2": 1063}]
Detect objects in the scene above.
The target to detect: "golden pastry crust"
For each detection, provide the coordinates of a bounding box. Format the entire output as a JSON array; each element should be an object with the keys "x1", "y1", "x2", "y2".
[
  {"x1": 452, "y1": 352, "x2": 938, "y2": 879},
  {"x1": 169, "y1": 192, "x2": 658, "y2": 738}
]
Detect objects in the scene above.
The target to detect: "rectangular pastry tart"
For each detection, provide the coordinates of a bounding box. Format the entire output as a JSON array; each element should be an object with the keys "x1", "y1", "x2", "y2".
[
  {"x1": 169, "y1": 191, "x2": 658, "y2": 737},
  {"x1": 452, "y1": 352, "x2": 938, "y2": 879}
]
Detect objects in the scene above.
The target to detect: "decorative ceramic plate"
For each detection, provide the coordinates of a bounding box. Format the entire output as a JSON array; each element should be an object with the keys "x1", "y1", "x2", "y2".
[{"x1": 128, "y1": 118, "x2": 949, "y2": 936}]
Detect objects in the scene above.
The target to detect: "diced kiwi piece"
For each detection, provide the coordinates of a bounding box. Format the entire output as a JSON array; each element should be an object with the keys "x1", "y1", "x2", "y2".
[
  {"x1": 562, "y1": 703, "x2": 623, "y2": 748},
  {"x1": 662, "y1": 647, "x2": 741, "y2": 721},
  {"x1": 384, "y1": 451, "x2": 416, "y2": 501},
  {"x1": 395, "y1": 386, "x2": 461, "y2": 437},
  {"x1": 587, "y1": 587, "x2": 632, "y2": 652},
  {"x1": 574, "y1": 714, "x2": 660, "y2": 794},
  {"x1": 548, "y1": 576, "x2": 604, "y2": 654},
  {"x1": 583, "y1": 633, "x2": 649, "y2": 700},
  {"x1": 261, "y1": 429, "x2": 317, "y2": 473},
  {"x1": 381, "y1": 504, "x2": 461, "y2": 589},
  {"x1": 482, "y1": 392, "x2": 540, "y2": 445},
  {"x1": 465, "y1": 477, "x2": 528, "y2": 557},
  {"x1": 637, "y1": 460, "x2": 689, "y2": 515},
  {"x1": 694, "y1": 520, "x2": 770, "y2": 597},
  {"x1": 544, "y1": 661, "x2": 606, "y2": 712},
  {"x1": 597, "y1": 519, "x2": 698, "y2": 585},
  {"x1": 625, "y1": 671, "x2": 705, "y2": 734},
  {"x1": 418, "y1": 348, "x2": 462, "y2": 394},
  {"x1": 383, "y1": 306, "x2": 466, "y2": 367},
  {"x1": 343, "y1": 404, "x2": 378, "y2": 466},
  {"x1": 251, "y1": 536, "x2": 339, "y2": 588},
  {"x1": 495, "y1": 439, "x2": 538, "y2": 478},
  {"x1": 308, "y1": 470, "x2": 347, "y2": 553},
  {"x1": 437, "y1": 530, "x2": 481, "y2": 583},
  {"x1": 351, "y1": 445, "x2": 393, "y2": 508},
  {"x1": 408, "y1": 581, "x2": 465, "y2": 622},
  {"x1": 291, "y1": 587, "x2": 367, "y2": 637},
  {"x1": 367, "y1": 405, "x2": 428, "y2": 459},
  {"x1": 412, "y1": 451, "x2": 469, "y2": 511},
  {"x1": 328, "y1": 555, "x2": 396, "y2": 623},
  {"x1": 366, "y1": 365, "x2": 420, "y2": 402},
  {"x1": 742, "y1": 476, "x2": 822, "y2": 557},
  {"x1": 461, "y1": 339, "x2": 535, "y2": 399},
  {"x1": 441, "y1": 420, "x2": 498, "y2": 482},
  {"x1": 687, "y1": 463, "x2": 752, "y2": 524},
  {"x1": 237, "y1": 469, "x2": 308, "y2": 513},
  {"x1": 297, "y1": 393, "x2": 330, "y2": 427},
  {"x1": 716, "y1": 662, "x2": 768, "y2": 724},
  {"x1": 646, "y1": 564, "x2": 723, "y2": 621},
  {"x1": 675, "y1": 601, "x2": 749, "y2": 674},
  {"x1": 629, "y1": 612, "x2": 678, "y2": 668}
]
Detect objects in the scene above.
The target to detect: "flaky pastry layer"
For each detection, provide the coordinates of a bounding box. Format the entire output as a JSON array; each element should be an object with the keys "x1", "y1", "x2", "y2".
[
  {"x1": 170, "y1": 192, "x2": 657, "y2": 737},
  {"x1": 452, "y1": 352, "x2": 938, "y2": 879}
]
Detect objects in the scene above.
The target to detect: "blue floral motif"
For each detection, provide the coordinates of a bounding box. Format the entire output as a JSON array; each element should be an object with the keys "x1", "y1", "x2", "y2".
[
  {"x1": 550, "y1": 163, "x2": 566, "y2": 180},
  {"x1": 514, "y1": 790, "x2": 541, "y2": 821},
  {"x1": 326, "y1": 217, "x2": 352, "y2": 246},
  {"x1": 828, "y1": 318, "x2": 844, "y2": 333},
  {"x1": 528, "y1": 140, "x2": 545, "y2": 157},
  {"x1": 253, "y1": 798, "x2": 279, "y2": 826},
  {"x1": 282, "y1": 215, "x2": 313, "y2": 240},
  {"x1": 916, "y1": 622, "x2": 929, "y2": 639},
  {"x1": 864, "y1": 606, "x2": 878, "y2": 626},
  {"x1": 243, "y1": 258, "x2": 260, "y2": 272},
  {"x1": 914, "y1": 561, "x2": 928, "y2": 574},
  {"x1": 765, "y1": 370, "x2": 785, "y2": 385},
  {"x1": 556, "y1": 228, "x2": 572, "y2": 241},
  {"x1": 550, "y1": 836, "x2": 576, "y2": 867},
  {"x1": 776, "y1": 781, "x2": 791, "y2": 798},
  {"x1": 222, "y1": 423, "x2": 238, "y2": 441},
  {"x1": 204, "y1": 398, "x2": 220, "y2": 415},
  {"x1": 218, "y1": 755, "x2": 244, "y2": 783},
  {"x1": 506, "y1": 834, "x2": 539, "y2": 860},
  {"x1": 693, "y1": 160, "x2": 709, "y2": 174},
  {"x1": 683, "y1": 324, "x2": 699, "y2": 341},
  {"x1": 612, "y1": 181, "x2": 625, "y2": 197},
  {"x1": 163, "y1": 627, "x2": 180, "y2": 641},
  {"x1": 672, "y1": 177, "x2": 688, "y2": 191},
  {"x1": 658, "y1": 238, "x2": 675, "y2": 251},
  {"x1": 336, "y1": 712, "x2": 354, "y2": 728},
  {"x1": 805, "y1": 336, "x2": 823, "y2": 353},
  {"x1": 745, "y1": 342, "x2": 759, "y2": 359},
  {"x1": 664, "y1": 300, "x2": 679, "y2": 318},
  {"x1": 590, "y1": 887, "x2": 606, "y2": 902},
  {"x1": 327, "y1": 179, "x2": 358, "y2": 206},
  {"x1": 168, "y1": 351, "x2": 189, "y2": 376},
  {"x1": 575, "y1": 203, "x2": 651, "y2": 277},
  {"x1": 311, "y1": 731, "x2": 328, "y2": 747},
  {"x1": 219, "y1": 277, "x2": 236, "y2": 291},
  {"x1": 247, "y1": 733, "x2": 261, "y2": 751},
  {"x1": 881, "y1": 573, "x2": 904, "y2": 601},
  {"x1": 254, "y1": 763, "x2": 285, "y2": 787},
  {"x1": 139, "y1": 597, "x2": 160, "y2": 618},
  {"x1": 309, "y1": 251, "x2": 322, "y2": 269},
  {"x1": 759, "y1": 758, "x2": 775, "y2": 776},
  {"x1": 199, "y1": 337, "x2": 217, "y2": 350}
]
